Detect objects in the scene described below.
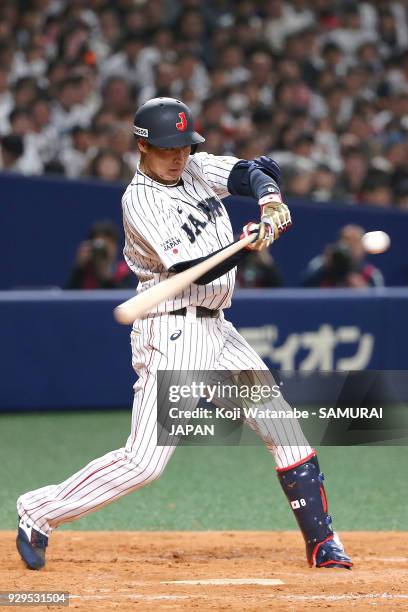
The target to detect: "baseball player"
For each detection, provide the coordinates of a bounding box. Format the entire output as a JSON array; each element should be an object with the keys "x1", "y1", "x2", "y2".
[{"x1": 16, "y1": 98, "x2": 352, "y2": 571}]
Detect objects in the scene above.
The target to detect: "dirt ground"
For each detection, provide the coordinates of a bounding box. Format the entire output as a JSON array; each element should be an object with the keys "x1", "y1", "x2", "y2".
[{"x1": 2, "y1": 531, "x2": 408, "y2": 610}]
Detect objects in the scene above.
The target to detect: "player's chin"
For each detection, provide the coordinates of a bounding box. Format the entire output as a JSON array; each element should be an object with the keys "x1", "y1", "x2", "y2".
[{"x1": 166, "y1": 169, "x2": 183, "y2": 180}]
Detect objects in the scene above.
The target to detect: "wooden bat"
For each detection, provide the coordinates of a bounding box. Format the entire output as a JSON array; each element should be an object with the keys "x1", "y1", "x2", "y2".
[{"x1": 114, "y1": 233, "x2": 256, "y2": 324}]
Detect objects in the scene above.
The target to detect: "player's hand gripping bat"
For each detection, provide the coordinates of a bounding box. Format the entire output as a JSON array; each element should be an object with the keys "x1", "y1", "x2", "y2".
[{"x1": 240, "y1": 193, "x2": 292, "y2": 251}]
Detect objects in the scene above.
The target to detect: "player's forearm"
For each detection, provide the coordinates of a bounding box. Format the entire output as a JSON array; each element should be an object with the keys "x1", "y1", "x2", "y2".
[
  {"x1": 168, "y1": 242, "x2": 250, "y2": 284},
  {"x1": 227, "y1": 157, "x2": 282, "y2": 200}
]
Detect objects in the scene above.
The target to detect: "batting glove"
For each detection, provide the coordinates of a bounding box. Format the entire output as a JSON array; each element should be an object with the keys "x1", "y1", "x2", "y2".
[
  {"x1": 240, "y1": 220, "x2": 278, "y2": 251},
  {"x1": 259, "y1": 194, "x2": 292, "y2": 235}
]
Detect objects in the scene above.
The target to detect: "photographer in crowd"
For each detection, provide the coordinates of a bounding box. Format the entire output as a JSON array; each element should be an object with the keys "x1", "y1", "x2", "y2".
[
  {"x1": 302, "y1": 224, "x2": 384, "y2": 288},
  {"x1": 67, "y1": 220, "x2": 135, "y2": 289}
]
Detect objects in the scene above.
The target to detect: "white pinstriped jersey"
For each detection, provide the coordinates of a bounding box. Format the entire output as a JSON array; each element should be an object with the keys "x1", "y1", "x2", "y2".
[
  {"x1": 17, "y1": 157, "x2": 313, "y2": 538},
  {"x1": 122, "y1": 152, "x2": 240, "y2": 313}
]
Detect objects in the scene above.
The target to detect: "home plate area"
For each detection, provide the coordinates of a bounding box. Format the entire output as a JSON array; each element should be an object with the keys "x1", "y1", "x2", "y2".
[{"x1": 3, "y1": 531, "x2": 408, "y2": 610}]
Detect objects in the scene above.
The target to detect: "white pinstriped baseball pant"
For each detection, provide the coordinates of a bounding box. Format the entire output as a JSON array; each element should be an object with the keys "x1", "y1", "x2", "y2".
[{"x1": 17, "y1": 309, "x2": 312, "y2": 535}]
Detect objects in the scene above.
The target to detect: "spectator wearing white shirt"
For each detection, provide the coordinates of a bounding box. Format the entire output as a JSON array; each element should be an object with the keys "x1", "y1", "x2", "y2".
[
  {"x1": 173, "y1": 52, "x2": 210, "y2": 102},
  {"x1": 138, "y1": 62, "x2": 179, "y2": 105},
  {"x1": 264, "y1": 0, "x2": 314, "y2": 53},
  {"x1": 324, "y1": 4, "x2": 378, "y2": 59},
  {"x1": 7, "y1": 107, "x2": 43, "y2": 174},
  {"x1": 93, "y1": 7, "x2": 121, "y2": 61},
  {"x1": 219, "y1": 44, "x2": 251, "y2": 87},
  {"x1": 0, "y1": 66, "x2": 13, "y2": 135},
  {"x1": 51, "y1": 76, "x2": 95, "y2": 135},
  {"x1": 100, "y1": 34, "x2": 148, "y2": 89},
  {"x1": 28, "y1": 95, "x2": 59, "y2": 165},
  {"x1": 60, "y1": 125, "x2": 95, "y2": 179}
]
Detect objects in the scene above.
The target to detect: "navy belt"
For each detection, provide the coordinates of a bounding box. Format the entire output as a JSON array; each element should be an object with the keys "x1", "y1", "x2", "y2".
[{"x1": 169, "y1": 306, "x2": 220, "y2": 318}]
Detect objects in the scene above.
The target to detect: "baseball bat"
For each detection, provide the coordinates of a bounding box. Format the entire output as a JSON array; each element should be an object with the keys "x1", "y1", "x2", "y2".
[{"x1": 114, "y1": 233, "x2": 256, "y2": 324}]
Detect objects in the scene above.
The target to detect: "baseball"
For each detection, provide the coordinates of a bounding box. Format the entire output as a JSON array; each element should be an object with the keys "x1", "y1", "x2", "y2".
[{"x1": 362, "y1": 231, "x2": 390, "y2": 254}]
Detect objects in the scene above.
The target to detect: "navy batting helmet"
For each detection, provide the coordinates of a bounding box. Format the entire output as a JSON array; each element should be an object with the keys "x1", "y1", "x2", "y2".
[{"x1": 133, "y1": 97, "x2": 205, "y2": 149}]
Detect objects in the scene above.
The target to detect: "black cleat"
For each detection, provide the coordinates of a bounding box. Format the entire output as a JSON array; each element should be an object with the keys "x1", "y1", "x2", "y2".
[
  {"x1": 16, "y1": 517, "x2": 48, "y2": 570},
  {"x1": 311, "y1": 533, "x2": 353, "y2": 569}
]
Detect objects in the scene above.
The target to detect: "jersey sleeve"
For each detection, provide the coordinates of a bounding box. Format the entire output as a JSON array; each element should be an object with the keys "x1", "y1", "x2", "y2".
[
  {"x1": 188, "y1": 152, "x2": 240, "y2": 198},
  {"x1": 122, "y1": 188, "x2": 205, "y2": 270}
]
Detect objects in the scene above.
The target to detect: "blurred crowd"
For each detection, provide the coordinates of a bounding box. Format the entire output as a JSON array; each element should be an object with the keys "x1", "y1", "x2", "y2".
[
  {"x1": 0, "y1": 0, "x2": 408, "y2": 209},
  {"x1": 68, "y1": 219, "x2": 383, "y2": 290},
  {"x1": 235, "y1": 222, "x2": 385, "y2": 289}
]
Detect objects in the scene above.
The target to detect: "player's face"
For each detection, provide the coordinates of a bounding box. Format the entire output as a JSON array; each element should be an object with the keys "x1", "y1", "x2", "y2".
[{"x1": 138, "y1": 141, "x2": 191, "y2": 184}]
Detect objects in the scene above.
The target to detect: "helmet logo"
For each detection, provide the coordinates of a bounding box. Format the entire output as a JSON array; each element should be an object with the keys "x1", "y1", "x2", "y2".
[
  {"x1": 134, "y1": 126, "x2": 148, "y2": 137},
  {"x1": 176, "y1": 112, "x2": 187, "y2": 132}
]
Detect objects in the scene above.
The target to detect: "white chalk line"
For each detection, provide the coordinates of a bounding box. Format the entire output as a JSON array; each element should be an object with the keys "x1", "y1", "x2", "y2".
[
  {"x1": 276, "y1": 593, "x2": 408, "y2": 602},
  {"x1": 163, "y1": 578, "x2": 284, "y2": 586},
  {"x1": 80, "y1": 580, "x2": 284, "y2": 594},
  {"x1": 69, "y1": 592, "x2": 408, "y2": 604},
  {"x1": 362, "y1": 557, "x2": 408, "y2": 563},
  {"x1": 70, "y1": 594, "x2": 189, "y2": 601}
]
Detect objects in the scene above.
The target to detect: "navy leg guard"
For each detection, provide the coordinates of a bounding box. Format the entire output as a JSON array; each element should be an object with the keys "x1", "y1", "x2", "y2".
[{"x1": 277, "y1": 452, "x2": 352, "y2": 569}]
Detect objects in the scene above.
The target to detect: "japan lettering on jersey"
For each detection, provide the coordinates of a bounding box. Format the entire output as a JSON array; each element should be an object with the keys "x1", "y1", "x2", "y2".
[{"x1": 122, "y1": 152, "x2": 240, "y2": 313}]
